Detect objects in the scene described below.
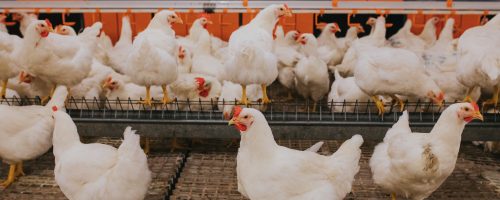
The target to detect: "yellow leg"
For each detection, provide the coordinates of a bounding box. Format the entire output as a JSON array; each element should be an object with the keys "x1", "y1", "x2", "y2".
[
  {"x1": 1, "y1": 79, "x2": 8, "y2": 98},
  {"x1": 67, "y1": 87, "x2": 71, "y2": 99},
  {"x1": 261, "y1": 84, "x2": 271, "y2": 104},
  {"x1": 141, "y1": 85, "x2": 152, "y2": 106},
  {"x1": 391, "y1": 192, "x2": 396, "y2": 200},
  {"x1": 41, "y1": 85, "x2": 57, "y2": 105},
  {"x1": 390, "y1": 95, "x2": 405, "y2": 112},
  {"x1": 1, "y1": 164, "x2": 17, "y2": 188},
  {"x1": 238, "y1": 85, "x2": 249, "y2": 106},
  {"x1": 482, "y1": 86, "x2": 499, "y2": 109},
  {"x1": 161, "y1": 84, "x2": 173, "y2": 105},
  {"x1": 141, "y1": 137, "x2": 150, "y2": 155},
  {"x1": 312, "y1": 101, "x2": 318, "y2": 112},
  {"x1": 371, "y1": 96, "x2": 385, "y2": 115},
  {"x1": 15, "y1": 162, "x2": 25, "y2": 177}
]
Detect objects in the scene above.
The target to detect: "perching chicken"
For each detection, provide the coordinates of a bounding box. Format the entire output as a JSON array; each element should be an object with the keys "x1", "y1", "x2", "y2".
[
  {"x1": 418, "y1": 17, "x2": 439, "y2": 48},
  {"x1": 273, "y1": 26, "x2": 301, "y2": 100},
  {"x1": 124, "y1": 11, "x2": 182, "y2": 106},
  {"x1": 52, "y1": 110, "x2": 151, "y2": 199},
  {"x1": 388, "y1": 19, "x2": 427, "y2": 57},
  {"x1": 229, "y1": 107, "x2": 363, "y2": 199},
  {"x1": 337, "y1": 25, "x2": 364, "y2": 54},
  {"x1": 223, "y1": 4, "x2": 291, "y2": 105},
  {"x1": 353, "y1": 45, "x2": 444, "y2": 115},
  {"x1": 12, "y1": 12, "x2": 37, "y2": 37},
  {"x1": 336, "y1": 16, "x2": 387, "y2": 76},
  {"x1": 456, "y1": 14, "x2": 500, "y2": 108},
  {"x1": 167, "y1": 74, "x2": 221, "y2": 111},
  {"x1": 108, "y1": 16, "x2": 133, "y2": 73},
  {"x1": 370, "y1": 102, "x2": 483, "y2": 200},
  {"x1": 0, "y1": 30, "x2": 22, "y2": 98},
  {"x1": 15, "y1": 20, "x2": 97, "y2": 99},
  {"x1": 177, "y1": 15, "x2": 213, "y2": 52},
  {"x1": 0, "y1": 85, "x2": 67, "y2": 188},
  {"x1": 295, "y1": 33, "x2": 330, "y2": 112},
  {"x1": 424, "y1": 18, "x2": 481, "y2": 102},
  {"x1": 328, "y1": 69, "x2": 371, "y2": 112},
  {"x1": 218, "y1": 81, "x2": 264, "y2": 120},
  {"x1": 191, "y1": 30, "x2": 225, "y2": 81}
]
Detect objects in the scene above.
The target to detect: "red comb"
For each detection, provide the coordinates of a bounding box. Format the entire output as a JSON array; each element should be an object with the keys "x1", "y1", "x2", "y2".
[
  {"x1": 233, "y1": 106, "x2": 243, "y2": 118},
  {"x1": 195, "y1": 77, "x2": 205, "y2": 90},
  {"x1": 52, "y1": 106, "x2": 58, "y2": 112},
  {"x1": 470, "y1": 101, "x2": 479, "y2": 112},
  {"x1": 284, "y1": 4, "x2": 289, "y2": 10},
  {"x1": 44, "y1": 19, "x2": 52, "y2": 28},
  {"x1": 199, "y1": 13, "x2": 210, "y2": 19}
]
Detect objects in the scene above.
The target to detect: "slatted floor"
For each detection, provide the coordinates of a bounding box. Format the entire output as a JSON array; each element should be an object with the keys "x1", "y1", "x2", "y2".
[{"x1": 1, "y1": 138, "x2": 499, "y2": 200}]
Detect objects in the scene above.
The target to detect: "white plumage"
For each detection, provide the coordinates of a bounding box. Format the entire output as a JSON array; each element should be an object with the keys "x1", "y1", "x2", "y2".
[{"x1": 328, "y1": 69, "x2": 370, "y2": 112}]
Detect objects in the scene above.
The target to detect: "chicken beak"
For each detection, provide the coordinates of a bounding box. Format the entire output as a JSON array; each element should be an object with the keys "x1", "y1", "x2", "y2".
[
  {"x1": 207, "y1": 20, "x2": 213, "y2": 25},
  {"x1": 228, "y1": 118, "x2": 237, "y2": 126},
  {"x1": 175, "y1": 18, "x2": 184, "y2": 24},
  {"x1": 472, "y1": 111, "x2": 484, "y2": 121},
  {"x1": 102, "y1": 82, "x2": 109, "y2": 89},
  {"x1": 284, "y1": 8, "x2": 292, "y2": 17}
]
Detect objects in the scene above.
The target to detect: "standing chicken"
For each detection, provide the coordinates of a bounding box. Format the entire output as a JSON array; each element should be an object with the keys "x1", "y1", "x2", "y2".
[
  {"x1": 354, "y1": 44, "x2": 444, "y2": 115},
  {"x1": 456, "y1": 14, "x2": 500, "y2": 108},
  {"x1": 0, "y1": 30, "x2": 22, "y2": 98},
  {"x1": 177, "y1": 14, "x2": 213, "y2": 52},
  {"x1": 124, "y1": 11, "x2": 183, "y2": 106},
  {"x1": 0, "y1": 86, "x2": 67, "y2": 187},
  {"x1": 229, "y1": 107, "x2": 363, "y2": 199},
  {"x1": 191, "y1": 30, "x2": 225, "y2": 81},
  {"x1": 370, "y1": 103, "x2": 483, "y2": 200},
  {"x1": 52, "y1": 110, "x2": 151, "y2": 199},
  {"x1": 316, "y1": 23, "x2": 343, "y2": 66},
  {"x1": 418, "y1": 17, "x2": 439, "y2": 48},
  {"x1": 108, "y1": 16, "x2": 133, "y2": 73},
  {"x1": 295, "y1": 33, "x2": 330, "y2": 112},
  {"x1": 223, "y1": 4, "x2": 292, "y2": 105},
  {"x1": 274, "y1": 26, "x2": 301, "y2": 100},
  {"x1": 388, "y1": 20, "x2": 426, "y2": 56}
]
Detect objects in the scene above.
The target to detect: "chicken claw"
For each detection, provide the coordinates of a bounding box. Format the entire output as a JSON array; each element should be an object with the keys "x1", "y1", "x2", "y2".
[
  {"x1": 238, "y1": 85, "x2": 249, "y2": 106},
  {"x1": 161, "y1": 84, "x2": 173, "y2": 105},
  {"x1": 1, "y1": 164, "x2": 16, "y2": 188},
  {"x1": 371, "y1": 96, "x2": 385, "y2": 115},
  {"x1": 390, "y1": 95, "x2": 405, "y2": 112},
  {"x1": 261, "y1": 84, "x2": 272, "y2": 104},
  {"x1": 1, "y1": 79, "x2": 8, "y2": 99},
  {"x1": 140, "y1": 85, "x2": 153, "y2": 106},
  {"x1": 15, "y1": 162, "x2": 25, "y2": 177}
]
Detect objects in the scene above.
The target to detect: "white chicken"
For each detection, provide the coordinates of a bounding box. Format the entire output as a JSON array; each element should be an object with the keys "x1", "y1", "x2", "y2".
[
  {"x1": 353, "y1": 45, "x2": 444, "y2": 115},
  {"x1": 218, "y1": 81, "x2": 264, "y2": 119},
  {"x1": 229, "y1": 107, "x2": 363, "y2": 199},
  {"x1": 102, "y1": 73, "x2": 163, "y2": 110},
  {"x1": 424, "y1": 18, "x2": 481, "y2": 102},
  {"x1": 328, "y1": 69, "x2": 371, "y2": 112},
  {"x1": 223, "y1": 4, "x2": 292, "y2": 105},
  {"x1": 336, "y1": 25, "x2": 364, "y2": 54},
  {"x1": 0, "y1": 30, "x2": 22, "y2": 98},
  {"x1": 273, "y1": 26, "x2": 301, "y2": 100},
  {"x1": 370, "y1": 102, "x2": 483, "y2": 200},
  {"x1": 418, "y1": 17, "x2": 439, "y2": 48},
  {"x1": 54, "y1": 24, "x2": 77, "y2": 36},
  {"x1": 15, "y1": 20, "x2": 98, "y2": 99},
  {"x1": 167, "y1": 74, "x2": 221, "y2": 111},
  {"x1": 177, "y1": 46, "x2": 192, "y2": 74},
  {"x1": 191, "y1": 29, "x2": 225, "y2": 81},
  {"x1": 316, "y1": 23, "x2": 343, "y2": 66},
  {"x1": 12, "y1": 12, "x2": 37, "y2": 37},
  {"x1": 177, "y1": 15, "x2": 213, "y2": 52},
  {"x1": 336, "y1": 16, "x2": 387, "y2": 76},
  {"x1": 0, "y1": 85, "x2": 67, "y2": 187},
  {"x1": 295, "y1": 33, "x2": 330, "y2": 111},
  {"x1": 108, "y1": 16, "x2": 133, "y2": 73},
  {"x1": 388, "y1": 19, "x2": 427, "y2": 57},
  {"x1": 52, "y1": 110, "x2": 151, "y2": 199},
  {"x1": 456, "y1": 14, "x2": 500, "y2": 108},
  {"x1": 124, "y1": 11, "x2": 182, "y2": 106}
]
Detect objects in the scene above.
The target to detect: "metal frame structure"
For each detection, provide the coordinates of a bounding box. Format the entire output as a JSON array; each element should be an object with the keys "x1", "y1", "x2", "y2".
[
  {"x1": 2, "y1": 97, "x2": 499, "y2": 141},
  {"x1": 1, "y1": 1, "x2": 499, "y2": 14}
]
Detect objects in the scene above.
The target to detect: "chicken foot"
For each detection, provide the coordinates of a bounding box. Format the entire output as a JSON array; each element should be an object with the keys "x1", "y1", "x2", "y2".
[
  {"x1": 312, "y1": 101, "x2": 318, "y2": 112},
  {"x1": 482, "y1": 86, "x2": 499, "y2": 111},
  {"x1": 1, "y1": 162, "x2": 24, "y2": 188},
  {"x1": 141, "y1": 85, "x2": 153, "y2": 106},
  {"x1": 141, "y1": 137, "x2": 150, "y2": 155},
  {"x1": 391, "y1": 192, "x2": 396, "y2": 200},
  {"x1": 238, "y1": 85, "x2": 249, "y2": 106},
  {"x1": 1, "y1": 79, "x2": 8, "y2": 99},
  {"x1": 390, "y1": 94, "x2": 405, "y2": 112},
  {"x1": 41, "y1": 84, "x2": 57, "y2": 105},
  {"x1": 371, "y1": 96, "x2": 385, "y2": 115},
  {"x1": 161, "y1": 84, "x2": 173, "y2": 105},
  {"x1": 261, "y1": 84, "x2": 271, "y2": 104}
]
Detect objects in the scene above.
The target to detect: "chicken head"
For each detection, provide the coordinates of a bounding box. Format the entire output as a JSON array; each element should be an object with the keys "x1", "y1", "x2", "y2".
[
  {"x1": 102, "y1": 76, "x2": 119, "y2": 91},
  {"x1": 195, "y1": 77, "x2": 211, "y2": 97},
  {"x1": 274, "y1": 4, "x2": 293, "y2": 18},
  {"x1": 457, "y1": 102, "x2": 483, "y2": 122},
  {"x1": 18, "y1": 71, "x2": 34, "y2": 84},
  {"x1": 228, "y1": 106, "x2": 253, "y2": 132},
  {"x1": 34, "y1": 19, "x2": 53, "y2": 38},
  {"x1": 427, "y1": 91, "x2": 445, "y2": 107},
  {"x1": 199, "y1": 14, "x2": 213, "y2": 29}
]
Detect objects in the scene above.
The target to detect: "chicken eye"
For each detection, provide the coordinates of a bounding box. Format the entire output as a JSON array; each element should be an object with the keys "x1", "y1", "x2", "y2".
[
  {"x1": 244, "y1": 115, "x2": 249, "y2": 119},
  {"x1": 279, "y1": 8, "x2": 284, "y2": 11},
  {"x1": 464, "y1": 107, "x2": 469, "y2": 112},
  {"x1": 112, "y1": 82, "x2": 117, "y2": 85},
  {"x1": 40, "y1": 24, "x2": 45, "y2": 27}
]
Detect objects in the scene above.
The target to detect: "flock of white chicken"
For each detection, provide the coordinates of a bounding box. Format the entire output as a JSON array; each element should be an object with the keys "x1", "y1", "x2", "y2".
[{"x1": 0, "y1": 3, "x2": 498, "y2": 199}]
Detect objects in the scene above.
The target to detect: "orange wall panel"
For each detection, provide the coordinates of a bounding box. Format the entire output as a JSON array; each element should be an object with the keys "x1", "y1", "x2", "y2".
[
  {"x1": 100, "y1": 13, "x2": 119, "y2": 43},
  {"x1": 220, "y1": 13, "x2": 239, "y2": 41},
  {"x1": 295, "y1": 14, "x2": 314, "y2": 34},
  {"x1": 134, "y1": 13, "x2": 152, "y2": 34}
]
